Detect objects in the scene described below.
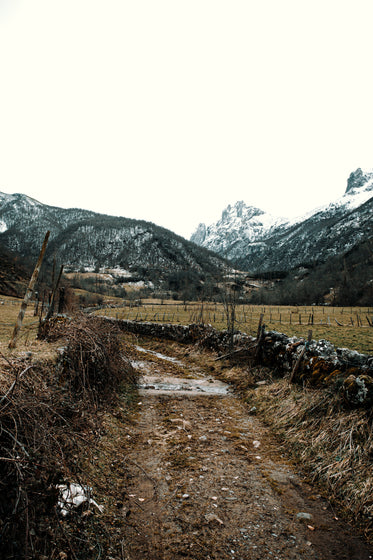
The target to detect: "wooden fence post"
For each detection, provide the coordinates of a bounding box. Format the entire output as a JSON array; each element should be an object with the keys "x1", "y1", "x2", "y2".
[
  {"x1": 8, "y1": 231, "x2": 50, "y2": 349},
  {"x1": 45, "y1": 264, "x2": 64, "y2": 321},
  {"x1": 254, "y1": 313, "x2": 265, "y2": 361},
  {"x1": 289, "y1": 330, "x2": 312, "y2": 384}
]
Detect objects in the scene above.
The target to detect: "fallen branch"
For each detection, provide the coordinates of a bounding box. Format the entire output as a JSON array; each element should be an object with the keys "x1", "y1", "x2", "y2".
[
  {"x1": 0, "y1": 365, "x2": 33, "y2": 406},
  {"x1": 214, "y1": 343, "x2": 256, "y2": 361},
  {"x1": 0, "y1": 457, "x2": 46, "y2": 468}
]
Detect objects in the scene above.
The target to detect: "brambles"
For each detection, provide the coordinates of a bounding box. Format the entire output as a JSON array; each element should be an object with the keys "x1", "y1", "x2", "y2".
[
  {"x1": 0, "y1": 314, "x2": 138, "y2": 559},
  {"x1": 41, "y1": 314, "x2": 136, "y2": 404}
]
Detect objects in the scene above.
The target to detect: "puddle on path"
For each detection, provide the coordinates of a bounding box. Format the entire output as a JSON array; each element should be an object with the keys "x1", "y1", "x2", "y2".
[
  {"x1": 133, "y1": 345, "x2": 231, "y2": 395},
  {"x1": 134, "y1": 345, "x2": 184, "y2": 365},
  {"x1": 139, "y1": 375, "x2": 231, "y2": 395}
]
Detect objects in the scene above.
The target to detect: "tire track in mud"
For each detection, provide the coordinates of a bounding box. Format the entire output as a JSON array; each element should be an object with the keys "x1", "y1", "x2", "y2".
[{"x1": 120, "y1": 342, "x2": 373, "y2": 560}]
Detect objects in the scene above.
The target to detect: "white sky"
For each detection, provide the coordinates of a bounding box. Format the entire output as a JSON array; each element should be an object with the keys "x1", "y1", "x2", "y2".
[{"x1": 0, "y1": 1, "x2": 373, "y2": 239}]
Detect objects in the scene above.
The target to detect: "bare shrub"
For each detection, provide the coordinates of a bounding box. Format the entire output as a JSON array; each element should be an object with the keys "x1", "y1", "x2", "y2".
[
  {"x1": 0, "y1": 314, "x2": 137, "y2": 558},
  {"x1": 0, "y1": 357, "x2": 85, "y2": 558},
  {"x1": 39, "y1": 314, "x2": 137, "y2": 404},
  {"x1": 58, "y1": 314, "x2": 136, "y2": 403}
]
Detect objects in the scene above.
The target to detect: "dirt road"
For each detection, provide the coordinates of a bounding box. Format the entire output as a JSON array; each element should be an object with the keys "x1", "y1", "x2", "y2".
[{"x1": 107, "y1": 340, "x2": 373, "y2": 560}]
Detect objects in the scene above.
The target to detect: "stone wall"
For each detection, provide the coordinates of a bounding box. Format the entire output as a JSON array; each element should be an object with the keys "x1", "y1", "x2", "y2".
[
  {"x1": 261, "y1": 330, "x2": 373, "y2": 407},
  {"x1": 103, "y1": 317, "x2": 373, "y2": 408}
]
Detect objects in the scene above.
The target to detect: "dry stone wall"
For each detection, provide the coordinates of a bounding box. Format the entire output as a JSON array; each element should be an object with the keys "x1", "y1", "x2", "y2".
[
  {"x1": 103, "y1": 318, "x2": 373, "y2": 408},
  {"x1": 261, "y1": 330, "x2": 373, "y2": 407}
]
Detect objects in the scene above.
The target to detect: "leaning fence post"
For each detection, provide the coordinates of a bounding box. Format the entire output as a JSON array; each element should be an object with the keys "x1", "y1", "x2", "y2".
[
  {"x1": 45, "y1": 264, "x2": 64, "y2": 321},
  {"x1": 254, "y1": 313, "x2": 265, "y2": 361},
  {"x1": 8, "y1": 231, "x2": 50, "y2": 349},
  {"x1": 289, "y1": 329, "x2": 312, "y2": 384}
]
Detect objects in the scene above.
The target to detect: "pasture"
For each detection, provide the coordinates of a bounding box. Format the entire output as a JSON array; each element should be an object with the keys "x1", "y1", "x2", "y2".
[
  {"x1": 0, "y1": 294, "x2": 372, "y2": 355},
  {"x1": 96, "y1": 300, "x2": 373, "y2": 355},
  {"x1": 0, "y1": 296, "x2": 39, "y2": 346}
]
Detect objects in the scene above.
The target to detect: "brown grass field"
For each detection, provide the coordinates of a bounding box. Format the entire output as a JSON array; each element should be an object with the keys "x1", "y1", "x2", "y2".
[
  {"x1": 0, "y1": 294, "x2": 372, "y2": 354},
  {"x1": 0, "y1": 296, "x2": 40, "y2": 348},
  {"x1": 95, "y1": 299, "x2": 373, "y2": 355}
]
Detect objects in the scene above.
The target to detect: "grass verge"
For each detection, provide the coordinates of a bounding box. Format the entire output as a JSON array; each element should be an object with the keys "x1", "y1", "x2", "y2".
[{"x1": 223, "y1": 367, "x2": 373, "y2": 542}]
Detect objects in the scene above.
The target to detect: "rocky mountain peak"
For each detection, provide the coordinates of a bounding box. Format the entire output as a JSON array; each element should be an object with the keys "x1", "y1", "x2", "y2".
[
  {"x1": 190, "y1": 168, "x2": 373, "y2": 273},
  {"x1": 190, "y1": 223, "x2": 207, "y2": 245},
  {"x1": 221, "y1": 201, "x2": 263, "y2": 222},
  {"x1": 346, "y1": 168, "x2": 373, "y2": 194}
]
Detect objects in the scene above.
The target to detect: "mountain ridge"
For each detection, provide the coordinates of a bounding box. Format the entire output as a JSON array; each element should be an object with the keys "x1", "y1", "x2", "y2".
[
  {"x1": 0, "y1": 193, "x2": 229, "y2": 297},
  {"x1": 190, "y1": 168, "x2": 373, "y2": 272}
]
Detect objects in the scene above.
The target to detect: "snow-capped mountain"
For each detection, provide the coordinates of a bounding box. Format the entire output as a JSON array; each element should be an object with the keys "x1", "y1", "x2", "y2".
[
  {"x1": 191, "y1": 168, "x2": 373, "y2": 273},
  {"x1": 191, "y1": 201, "x2": 290, "y2": 259},
  {"x1": 0, "y1": 193, "x2": 227, "y2": 287}
]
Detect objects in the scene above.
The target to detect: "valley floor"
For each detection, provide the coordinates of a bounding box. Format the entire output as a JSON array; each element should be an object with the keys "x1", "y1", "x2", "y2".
[{"x1": 94, "y1": 338, "x2": 373, "y2": 560}]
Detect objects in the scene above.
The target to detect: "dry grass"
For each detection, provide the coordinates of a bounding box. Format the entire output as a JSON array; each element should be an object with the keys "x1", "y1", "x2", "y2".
[
  {"x1": 3, "y1": 291, "x2": 371, "y2": 354},
  {"x1": 244, "y1": 378, "x2": 373, "y2": 538},
  {"x1": 0, "y1": 313, "x2": 138, "y2": 559},
  {"x1": 0, "y1": 296, "x2": 40, "y2": 346},
  {"x1": 95, "y1": 301, "x2": 373, "y2": 354}
]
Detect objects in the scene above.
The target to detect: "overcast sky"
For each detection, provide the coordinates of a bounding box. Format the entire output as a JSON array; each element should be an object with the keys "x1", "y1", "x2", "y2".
[{"x1": 0, "y1": 1, "x2": 372, "y2": 239}]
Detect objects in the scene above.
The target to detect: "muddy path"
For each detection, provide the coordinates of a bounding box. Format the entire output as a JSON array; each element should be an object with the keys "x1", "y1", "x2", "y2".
[{"x1": 108, "y1": 339, "x2": 373, "y2": 560}]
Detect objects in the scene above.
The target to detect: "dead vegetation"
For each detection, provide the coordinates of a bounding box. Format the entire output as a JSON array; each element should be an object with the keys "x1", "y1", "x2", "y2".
[
  {"x1": 0, "y1": 315, "x2": 137, "y2": 559},
  {"x1": 1, "y1": 305, "x2": 372, "y2": 556},
  {"x1": 227, "y1": 370, "x2": 373, "y2": 541},
  {"x1": 39, "y1": 315, "x2": 137, "y2": 404},
  {"x1": 123, "y1": 330, "x2": 373, "y2": 543}
]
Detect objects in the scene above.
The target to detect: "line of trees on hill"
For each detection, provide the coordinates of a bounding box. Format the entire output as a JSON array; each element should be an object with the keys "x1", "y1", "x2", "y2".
[
  {"x1": 249, "y1": 239, "x2": 373, "y2": 307},
  {"x1": 1, "y1": 234, "x2": 372, "y2": 308}
]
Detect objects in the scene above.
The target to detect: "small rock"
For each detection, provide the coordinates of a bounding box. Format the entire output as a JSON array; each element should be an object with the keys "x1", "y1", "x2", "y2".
[
  {"x1": 205, "y1": 513, "x2": 224, "y2": 525},
  {"x1": 296, "y1": 512, "x2": 313, "y2": 521}
]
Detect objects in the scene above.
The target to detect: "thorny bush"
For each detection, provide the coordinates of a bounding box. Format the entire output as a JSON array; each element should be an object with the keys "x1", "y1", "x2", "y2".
[
  {"x1": 41, "y1": 314, "x2": 136, "y2": 404},
  {"x1": 0, "y1": 315, "x2": 137, "y2": 559}
]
